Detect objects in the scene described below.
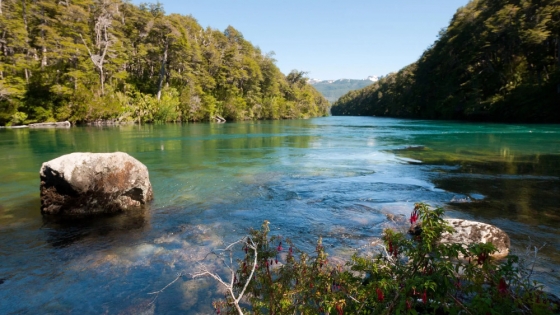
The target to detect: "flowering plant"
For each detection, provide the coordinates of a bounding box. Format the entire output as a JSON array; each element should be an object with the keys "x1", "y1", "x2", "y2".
[{"x1": 206, "y1": 204, "x2": 558, "y2": 314}]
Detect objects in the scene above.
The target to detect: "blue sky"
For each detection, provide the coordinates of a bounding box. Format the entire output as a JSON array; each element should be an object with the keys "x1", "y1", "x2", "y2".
[{"x1": 131, "y1": 0, "x2": 471, "y2": 80}]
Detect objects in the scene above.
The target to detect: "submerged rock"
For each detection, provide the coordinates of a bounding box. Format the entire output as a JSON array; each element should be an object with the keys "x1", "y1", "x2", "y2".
[
  {"x1": 40, "y1": 152, "x2": 153, "y2": 215},
  {"x1": 410, "y1": 218, "x2": 510, "y2": 259}
]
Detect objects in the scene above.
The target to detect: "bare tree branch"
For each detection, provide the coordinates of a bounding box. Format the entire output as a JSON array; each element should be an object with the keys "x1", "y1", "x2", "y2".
[
  {"x1": 192, "y1": 237, "x2": 258, "y2": 315},
  {"x1": 147, "y1": 272, "x2": 183, "y2": 305}
]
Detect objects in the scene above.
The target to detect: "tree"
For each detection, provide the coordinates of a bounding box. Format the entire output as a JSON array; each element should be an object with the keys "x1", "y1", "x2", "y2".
[
  {"x1": 80, "y1": 0, "x2": 121, "y2": 95},
  {"x1": 332, "y1": 0, "x2": 560, "y2": 123}
]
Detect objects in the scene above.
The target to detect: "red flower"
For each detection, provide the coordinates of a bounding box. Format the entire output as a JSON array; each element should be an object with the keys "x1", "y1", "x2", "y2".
[
  {"x1": 406, "y1": 300, "x2": 412, "y2": 310},
  {"x1": 477, "y1": 252, "x2": 488, "y2": 265},
  {"x1": 422, "y1": 290, "x2": 427, "y2": 303},
  {"x1": 498, "y1": 277, "x2": 508, "y2": 295},
  {"x1": 336, "y1": 303, "x2": 344, "y2": 315},
  {"x1": 277, "y1": 242, "x2": 283, "y2": 252},
  {"x1": 376, "y1": 288, "x2": 384, "y2": 302},
  {"x1": 455, "y1": 278, "x2": 462, "y2": 289},
  {"x1": 410, "y1": 208, "x2": 419, "y2": 225}
]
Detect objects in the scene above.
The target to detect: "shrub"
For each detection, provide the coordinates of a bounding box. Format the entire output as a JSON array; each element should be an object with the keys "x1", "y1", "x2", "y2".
[{"x1": 199, "y1": 204, "x2": 558, "y2": 314}]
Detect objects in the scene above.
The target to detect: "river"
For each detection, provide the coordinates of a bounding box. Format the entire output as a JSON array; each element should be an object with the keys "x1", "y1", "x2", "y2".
[{"x1": 1, "y1": 116, "x2": 559, "y2": 313}]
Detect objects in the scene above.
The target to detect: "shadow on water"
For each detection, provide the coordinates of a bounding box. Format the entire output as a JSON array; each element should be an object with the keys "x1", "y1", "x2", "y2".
[
  {"x1": 393, "y1": 146, "x2": 560, "y2": 175},
  {"x1": 434, "y1": 175, "x2": 560, "y2": 225},
  {"x1": 393, "y1": 147, "x2": 560, "y2": 225},
  {"x1": 392, "y1": 150, "x2": 560, "y2": 226},
  {"x1": 41, "y1": 206, "x2": 152, "y2": 248}
]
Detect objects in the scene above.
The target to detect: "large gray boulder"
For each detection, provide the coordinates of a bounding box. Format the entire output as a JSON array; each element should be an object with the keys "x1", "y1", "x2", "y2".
[
  {"x1": 40, "y1": 152, "x2": 153, "y2": 215},
  {"x1": 409, "y1": 218, "x2": 510, "y2": 259},
  {"x1": 442, "y1": 219, "x2": 510, "y2": 259}
]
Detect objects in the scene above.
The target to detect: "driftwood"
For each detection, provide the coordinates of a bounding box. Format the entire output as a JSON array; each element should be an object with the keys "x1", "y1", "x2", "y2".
[
  {"x1": 29, "y1": 121, "x2": 71, "y2": 128},
  {"x1": 0, "y1": 125, "x2": 29, "y2": 129},
  {"x1": 214, "y1": 115, "x2": 226, "y2": 123}
]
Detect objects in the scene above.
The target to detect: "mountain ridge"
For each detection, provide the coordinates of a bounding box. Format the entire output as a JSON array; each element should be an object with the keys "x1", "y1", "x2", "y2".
[{"x1": 309, "y1": 76, "x2": 379, "y2": 103}]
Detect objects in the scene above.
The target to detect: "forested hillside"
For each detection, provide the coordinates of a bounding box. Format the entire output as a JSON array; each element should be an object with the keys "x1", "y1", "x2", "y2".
[
  {"x1": 0, "y1": 1, "x2": 329, "y2": 125},
  {"x1": 332, "y1": 0, "x2": 560, "y2": 123}
]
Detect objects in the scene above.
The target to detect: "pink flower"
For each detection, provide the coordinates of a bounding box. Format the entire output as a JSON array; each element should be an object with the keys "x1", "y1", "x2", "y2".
[{"x1": 277, "y1": 242, "x2": 283, "y2": 252}]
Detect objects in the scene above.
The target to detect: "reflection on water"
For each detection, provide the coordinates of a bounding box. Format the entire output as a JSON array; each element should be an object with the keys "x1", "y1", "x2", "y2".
[
  {"x1": 0, "y1": 117, "x2": 559, "y2": 313},
  {"x1": 390, "y1": 123, "x2": 560, "y2": 294}
]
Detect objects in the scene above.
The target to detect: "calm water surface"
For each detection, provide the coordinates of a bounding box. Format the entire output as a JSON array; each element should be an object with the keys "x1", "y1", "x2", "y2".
[{"x1": 1, "y1": 117, "x2": 559, "y2": 314}]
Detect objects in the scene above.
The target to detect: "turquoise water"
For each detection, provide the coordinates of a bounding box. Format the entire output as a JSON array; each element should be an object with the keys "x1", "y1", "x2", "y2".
[{"x1": 0, "y1": 117, "x2": 559, "y2": 313}]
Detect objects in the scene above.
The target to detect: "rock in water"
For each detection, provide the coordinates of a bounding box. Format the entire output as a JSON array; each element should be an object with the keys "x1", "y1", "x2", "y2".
[
  {"x1": 40, "y1": 152, "x2": 153, "y2": 215},
  {"x1": 441, "y1": 219, "x2": 510, "y2": 259},
  {"x1": 409, "y1": 218, "x2": 510, "y2": 259}
]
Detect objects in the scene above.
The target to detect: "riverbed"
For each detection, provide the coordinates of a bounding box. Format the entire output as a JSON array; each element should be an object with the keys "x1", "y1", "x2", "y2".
[{"x1": 1, "y1": 116, "x2": 558, "y2": 313}]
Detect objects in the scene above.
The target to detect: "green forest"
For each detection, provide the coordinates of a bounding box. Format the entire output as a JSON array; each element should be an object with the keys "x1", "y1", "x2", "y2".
[
  {"x1": 0, "y1": 0, "x2": 330, "y2": 126},
  {"x1": 332, "y1": 0, "x2": 560, "y2": 123}
]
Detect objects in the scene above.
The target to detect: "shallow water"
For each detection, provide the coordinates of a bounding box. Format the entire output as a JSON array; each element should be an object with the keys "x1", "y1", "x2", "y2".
[{"x1": 0, "y1": 117, "x2": 559, "y2": 314}]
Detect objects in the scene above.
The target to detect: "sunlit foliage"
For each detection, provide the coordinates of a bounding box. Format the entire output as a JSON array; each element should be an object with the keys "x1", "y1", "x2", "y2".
[
  {"x1": 332, "y1": 0, "x2": 560, "y2": 123},
  {"x1": 0, "y1": 1, "x2": 329, "y2": 125}
]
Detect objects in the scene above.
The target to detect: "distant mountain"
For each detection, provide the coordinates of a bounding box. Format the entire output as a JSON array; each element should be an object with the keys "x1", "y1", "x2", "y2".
[{"x1": 309, "y1": 77, "x2": 378, "y2": 103}]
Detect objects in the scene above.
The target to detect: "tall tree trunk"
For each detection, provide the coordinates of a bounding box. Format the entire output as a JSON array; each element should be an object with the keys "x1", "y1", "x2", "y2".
[
  {"x1": 100, "y1": 69, "x2": 105, "y2": 95},
  {"x1": 156, "y1": 38, "x2": 168, "y2": 101},
  {"x1": 80, "y1": 33, "x2": 109, "y2": 95},
  {"x1": 41, "y1": 46, "x2": 47, "y2": 68},
  {"x1": 41, "y1": 5, "x2": 47, "y2": 68},
  {"x1": 22, "y1": 0, "x2": 28, "y2": 31},
  {"x1": 1, "y1": 30, "x2": 5, "y2": 56}
]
